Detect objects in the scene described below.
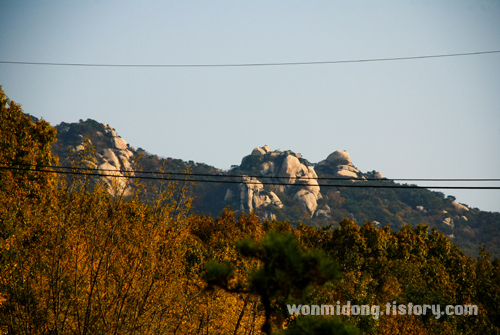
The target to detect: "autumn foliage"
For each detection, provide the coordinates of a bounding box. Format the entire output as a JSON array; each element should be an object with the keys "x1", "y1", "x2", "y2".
[{"x1": 1, "y1": 87, "x2": 500, "y2": 334}]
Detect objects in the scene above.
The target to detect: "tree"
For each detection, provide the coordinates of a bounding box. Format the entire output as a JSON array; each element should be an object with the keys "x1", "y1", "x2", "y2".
[
  {"x1": 205, "y1": 230, "x2": 359, "y2": 334},
  {"x1": 0, "y1": 86, "x2": 58, "y2": 199}
]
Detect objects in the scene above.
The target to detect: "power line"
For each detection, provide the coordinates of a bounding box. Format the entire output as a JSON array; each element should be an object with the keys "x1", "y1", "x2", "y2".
[
  {"x1": 8, "y1": 164, "x2": 500, "y2": 182},
  {"x1": 1, "y1": 51, "x2": 499, "y2": 68},
  {"x1": 2, "y1": 166, "x2": 499, "y2": 190}
]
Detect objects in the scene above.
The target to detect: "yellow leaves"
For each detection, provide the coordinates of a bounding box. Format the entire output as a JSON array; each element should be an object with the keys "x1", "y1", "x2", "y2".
[{"x1": 1, "y1": 236, "x2": 15, "y2": 251}]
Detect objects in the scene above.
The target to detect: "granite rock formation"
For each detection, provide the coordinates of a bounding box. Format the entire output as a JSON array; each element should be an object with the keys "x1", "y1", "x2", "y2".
[{"x1": 226, "y1": 145, "x2": 322, "y2": 216}]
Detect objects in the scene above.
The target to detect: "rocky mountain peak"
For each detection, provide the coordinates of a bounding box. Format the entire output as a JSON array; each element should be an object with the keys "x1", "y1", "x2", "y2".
[
  {"x1": 316, "y1": 149, "x2": 366, "y2": 180},
  {"x1": 226, "y1": 146, "x2": 324, "y2": 217},
  {"x1": 53, "y1": 119, "x2": 136, "y2": 195}
]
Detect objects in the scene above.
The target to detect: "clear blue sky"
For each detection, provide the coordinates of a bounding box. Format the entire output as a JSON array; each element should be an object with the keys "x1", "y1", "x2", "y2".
[{"x1": 1, "y1": 1, "x2": 499, "y2": 212}]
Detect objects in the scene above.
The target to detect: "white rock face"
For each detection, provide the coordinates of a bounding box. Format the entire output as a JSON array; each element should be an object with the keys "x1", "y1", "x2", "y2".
[
  {"x1": 304, "y1": 177, "x2": 320, "y2": 198},
  {"x1": 336, "y1": 169, "x2": 358, "y2": 178},
  {"x1": 114, "y1": 137, "x2": 128, "y2": 150},
  {"x1": 326, "y1": 150, "x2": 352, "y2": 165},
  {"x1": 269, "y1": 191, "x2": 284, "y2": 208},
  {"x1": 101, "y1": 148, "x2": 120, "y2": 168},
  {"x1": 229, "y1": 146, "x2": 321, "y2": 216},
  {"x1": 279, "y1": 155, "x2": 302, "y2": 184},
  {"x1": 317, "y1": 150, "x2": 366, "y2": 180},
  {"x1": 293, "y1": 189, "x2": 318, "y2": 214},
  {"x1": 230, "y1": 146, "x2": 382, "y2": 217},
  {"x1": 237, "y1": 176, "x2": 283, "y2": 211},
  {"x1": 85, "y1": 124, "x2": 136, "y2": 196},
  {"x1": 452, "y1": 201, "x2": 469, "y2": 212},
  {"x1": 251, "y1": 147, "x2": 266, "y2": 157}
]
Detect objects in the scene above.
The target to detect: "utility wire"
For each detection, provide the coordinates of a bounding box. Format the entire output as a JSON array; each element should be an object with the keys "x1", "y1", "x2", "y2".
[
  {"x1": 1, "y1": 51, "x2": 499, "y2": 68},
  {"x1": 3, "y1": 163, "x2": 500, "y2": 182},
  {"x1": 8, "y1": 164, "x2": 500, "y2": 182},
  {"x1": 2, "y1": 166, "x2": 499, "y2": 190}
]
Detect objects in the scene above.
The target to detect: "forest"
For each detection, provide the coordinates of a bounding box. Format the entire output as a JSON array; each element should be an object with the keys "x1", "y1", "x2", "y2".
[{"x1": 2, "y1": 87, "x2": 500, "y2": 334}]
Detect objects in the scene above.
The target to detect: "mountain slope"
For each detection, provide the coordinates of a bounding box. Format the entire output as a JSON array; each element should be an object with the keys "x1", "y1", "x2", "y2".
[{"x1": 51, "y1": 119, "x2": 500, "y2": 257}]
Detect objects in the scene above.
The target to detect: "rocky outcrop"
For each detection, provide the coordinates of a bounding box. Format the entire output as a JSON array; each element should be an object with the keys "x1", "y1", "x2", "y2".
[
  {"x1": 224, "y1": 175, "x2": 283, "y2": 212},
  {"x1": 97, "y1": 125, "x2": 135, "y2": 195},
  {"x1": 316, "y1": 150, "x2": 366, "y2": 180},
  {"x1": 442, "y1": 217, "x2": 454, "y2": 228},
  {"x1": 72, "y1": 124, "x2": 135, "y2": 195},
  {"x1": 229, "y1": 146, "x2": 322, "y2": 216},
  {"x1": 293, "y1": 189, "x2": 318, "y2": 214},
  {"x1": 452, "y1": 201, "x2": 469, "y2": 212},
  {"x1": 229, "y1": 147, "x2": 379, "y2": 217},
  {"x1": 315, "y1": 205, "x2": 332, "y2": 218},
  {"x1": 326, "y1": 150, "x2": 352, "y2": 165}
]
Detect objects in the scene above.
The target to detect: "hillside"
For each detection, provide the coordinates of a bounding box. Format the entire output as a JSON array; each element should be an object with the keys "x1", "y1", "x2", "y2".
[
  {"x1": 4, "y1": 88, "x2": 500, "y2": 334},
  {"x1": 51, "y1": 119, "x2": 500, "y2": 257}
]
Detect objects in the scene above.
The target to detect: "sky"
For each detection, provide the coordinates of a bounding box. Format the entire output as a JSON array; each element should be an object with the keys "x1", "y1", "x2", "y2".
[{"x1": 1, "y1": 0, "x2": 499, "y2": 212}]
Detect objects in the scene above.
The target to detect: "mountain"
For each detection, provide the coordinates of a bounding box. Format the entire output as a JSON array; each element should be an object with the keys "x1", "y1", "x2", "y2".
[{"x1": 51, "y1": 119, "x2": 500, "y2": 257}]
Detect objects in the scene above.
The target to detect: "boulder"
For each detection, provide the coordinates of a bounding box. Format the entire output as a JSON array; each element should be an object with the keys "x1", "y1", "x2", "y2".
[
  {"x1": 103, "y1": 124, "x2": 118, "y2": 138},
  {"x1": 318, "y1": 150, "x2": 364, "y2": 180},
  {"x1": 279, "y1": 155, "x2": 302, "y2": 183},
  {"x1": 114, "y1": 137, "x2": 128, "y2": 150},
  {"x1": 253, "y1": 194, "x2": 272, "y2": 209},
  {"x1": 269, "y1": 191, "x2": 284, "y2": 208},
  {"x1": 231, "y1": 146, "x2": 323, "y2": 218},
  {"x1": 99, "y1": 161, "x2": 119, "y2": 173},
  {"x1": 238, "y1": 177, "x2": 265, "y2": 211},
  {"x1": 293, "y1": 189, "x2": 318, "y2": 215},
  {"x1": 452, "y1": 201, "x2": 469, "y2": 212},
  {"x1": 268, "y1": 152, "x2": 281, "y2": 159},
  {"x1": 326, "y1": 150, "x2": 352, "y2": 165},
  {"x1": 119, "y1": 155, "x2": 132, "y2": 170},
  {"x1": 303, "y1": 178, "x2": 320, "y2": 198},
  {"x1": 336, "y1": 169, "x2": 358, "y2": 179},
  {"x1": 251, "y1": 147, "x2": 266, "y2": 157},
  {"x1": 101, "y1": 148, "x2": 121, "y2": 168},
  {"x1": 98, "y1": 161, "x2": 131, "y2": 196}
]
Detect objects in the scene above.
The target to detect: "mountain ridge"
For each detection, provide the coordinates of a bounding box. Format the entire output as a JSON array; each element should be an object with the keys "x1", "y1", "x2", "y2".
[{"x1": 50, "y1": 118, "x2": 500, "y2": 258}]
